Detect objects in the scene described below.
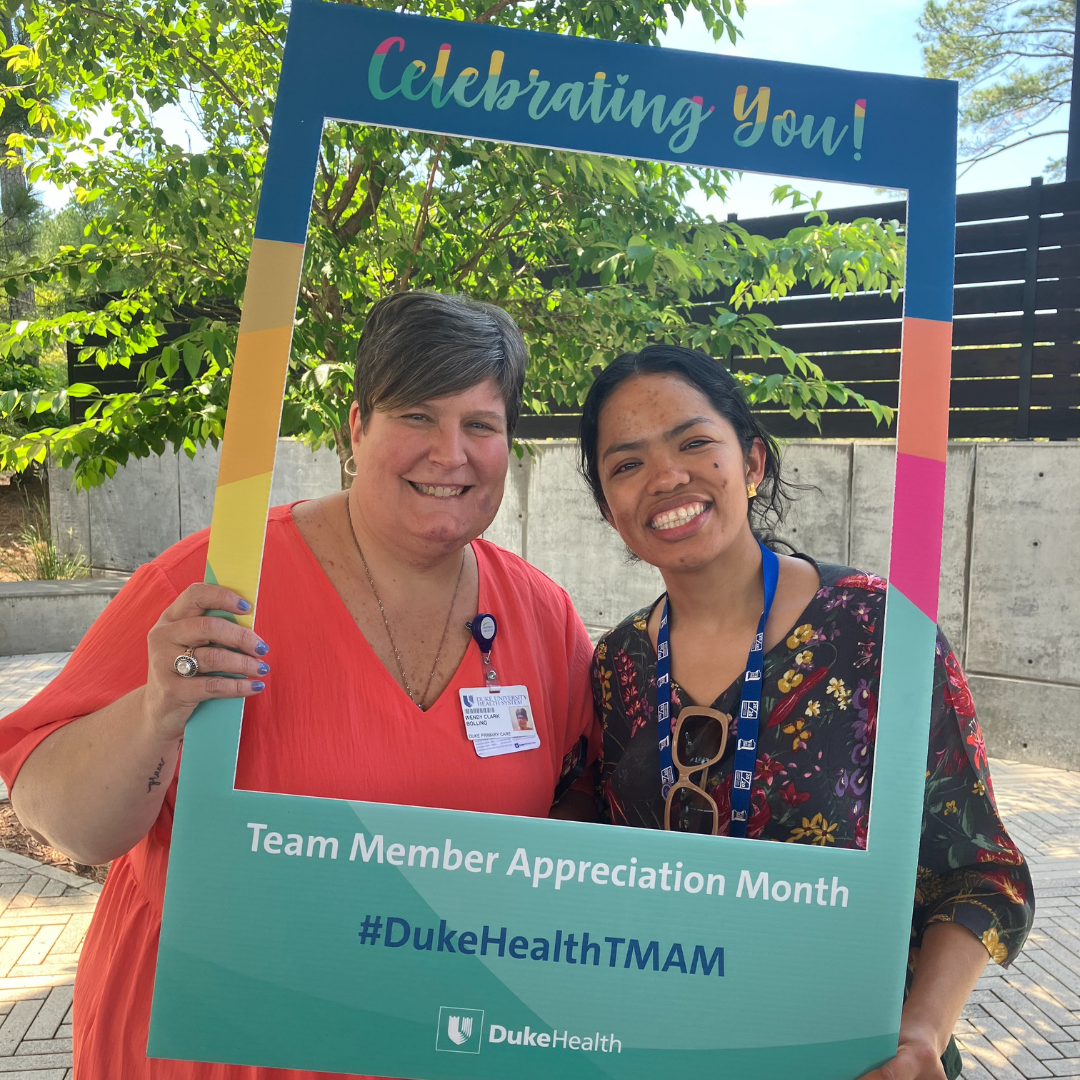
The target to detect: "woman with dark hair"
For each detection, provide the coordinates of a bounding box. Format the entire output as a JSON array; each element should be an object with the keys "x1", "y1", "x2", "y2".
[
  {"x1": 578, "y1": 344, "x2": 1032, "y2": 1080},
  {"x1": 0, "y1": 291, "x2": 598, "y2": 1080}
]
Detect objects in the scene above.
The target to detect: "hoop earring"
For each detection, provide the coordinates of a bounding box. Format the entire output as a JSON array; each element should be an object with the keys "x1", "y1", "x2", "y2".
[
  {"x1": 344, "y1": 456, "x2": 357, "y2": 477},
  {"x1": 747, "y1": 482, "x2": 758, "y2": 499}
]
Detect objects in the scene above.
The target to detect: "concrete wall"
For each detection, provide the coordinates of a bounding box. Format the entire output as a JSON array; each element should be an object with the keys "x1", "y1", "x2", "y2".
[
  {"x1": 0, "y1": 579, "x2": 128, "y2": 656},
  {"x1": 484, "y1": 441, "x2": 1080, "y2": 770},
  {"x1": 49, "y1": 439, "x2": 342, "y2": 572},
  {"x1": 47, "y1": 439, "x2": 1080, "y2": 768},
  {"x1": 483, "y1": 448, "x2": 666, "y2": 633}
]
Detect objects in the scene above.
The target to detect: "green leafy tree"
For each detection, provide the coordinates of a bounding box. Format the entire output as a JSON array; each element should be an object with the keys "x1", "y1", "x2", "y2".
[
  {"x1": 0, "y1": 200, "x2": 104, "y2": 444},
  {"x1": 919, "y1": 0, "x2": 1074, "y2": 175},
  {"x1": 0, "y1": 1, "x2": 47, "y2": 324},
  {"x1": 0, "y1": 0, "x2": 903, "y2": 489}
]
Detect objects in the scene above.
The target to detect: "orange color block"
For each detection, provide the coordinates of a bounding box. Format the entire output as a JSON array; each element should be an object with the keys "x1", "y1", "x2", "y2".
[
  {"x1": 215, "y1": 325, "x2": 293, "y2": 489},
  {"x1": 897, "y1": 317, "x2": 952, "y2": 463}
]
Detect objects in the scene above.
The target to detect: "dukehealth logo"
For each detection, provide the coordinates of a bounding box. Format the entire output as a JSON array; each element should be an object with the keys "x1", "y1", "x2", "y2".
[{"x1": 436, "y1": 1007, "x2": 484, "y2": 1054}]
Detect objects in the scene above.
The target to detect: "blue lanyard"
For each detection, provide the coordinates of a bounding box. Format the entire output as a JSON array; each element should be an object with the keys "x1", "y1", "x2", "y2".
[{"x1": 656, "y1": 541, "x2": 780, "y2": 838}]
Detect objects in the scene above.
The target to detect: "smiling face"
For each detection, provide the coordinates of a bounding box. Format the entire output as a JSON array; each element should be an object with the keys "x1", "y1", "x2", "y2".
[
  {"x1": 349, "y1": 377, "x2": 509, "y2": 556},
  {"x1": 596, "y1": 373, "x2": 765, "y2": 574}
]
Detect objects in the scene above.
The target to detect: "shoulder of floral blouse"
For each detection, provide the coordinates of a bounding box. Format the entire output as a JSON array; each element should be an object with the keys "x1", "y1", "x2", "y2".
[
  {"x1": 934, "y1": 625, "x2": 962, "y2": 663},
  {"x1": 931, "y1": 630, "x2": 970, "y2": 703},
  {"x1": 812, "y1": 561, "x2": 889, "y2": 597}
]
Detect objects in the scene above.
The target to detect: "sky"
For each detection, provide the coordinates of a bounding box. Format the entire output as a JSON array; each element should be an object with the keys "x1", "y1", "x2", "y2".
[
  {"x1": 40, "y1": 0, "x2": 1069, "y2": 220},
  {"x1": 658, "y1": 0, "x2": 1068, "y2": 219}
]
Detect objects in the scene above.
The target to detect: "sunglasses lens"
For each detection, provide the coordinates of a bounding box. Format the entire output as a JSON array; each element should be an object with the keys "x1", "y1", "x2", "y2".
[
  {"x1": 668, "y1": 786, "x2": 715, "y2": 834},
  {"x1": 677, "y1": 713, "x2": 726, "y2": 768}
]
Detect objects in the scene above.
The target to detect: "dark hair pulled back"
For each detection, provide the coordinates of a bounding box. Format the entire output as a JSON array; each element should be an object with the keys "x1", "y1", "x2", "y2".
[{"x1": 578, "y1": 345, "x2": 794, "y2": 548}]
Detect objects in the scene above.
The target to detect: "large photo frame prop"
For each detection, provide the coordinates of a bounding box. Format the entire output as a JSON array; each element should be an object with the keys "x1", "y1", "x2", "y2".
[{"x1": 148, "y1": 4, "x2": 957, "y2": 1077}]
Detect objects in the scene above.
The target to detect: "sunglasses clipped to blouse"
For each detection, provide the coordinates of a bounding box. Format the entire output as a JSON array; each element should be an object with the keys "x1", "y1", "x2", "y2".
[{"x1": 663, "y1": 706, "x2": 731, "y2": 835}]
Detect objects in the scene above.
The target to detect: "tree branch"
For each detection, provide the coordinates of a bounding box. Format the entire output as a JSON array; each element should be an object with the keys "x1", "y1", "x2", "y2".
[
  {"x1": 328, "y1": 150, "x2": 367, "y2": 226},
  {"x1": 474, "y1": 0, "x2": 524, "y2": 24},
  {"x1": 398, "y1": 136, "x2": 446, "y2": 290},
  {"x1": 317, "y1": 151, "x2": 334, "y2": 217},
  {"x1": 957, "y1": 128, "x2": 1068, "y2": 175},
  {"x1": 181, "y1": 49, "x2": 271, "y2": 143},
  {"x1": 452, "y1": 198, "x2": 525, "y2": 288},
  {"x1": 338, "y1": 167, "x2": 389, "y2": 239}
]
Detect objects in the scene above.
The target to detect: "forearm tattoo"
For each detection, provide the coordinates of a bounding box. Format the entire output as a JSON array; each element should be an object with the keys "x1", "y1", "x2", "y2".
[{"x1": 147, "y1": 758, "x2": 165, "y2": 793}]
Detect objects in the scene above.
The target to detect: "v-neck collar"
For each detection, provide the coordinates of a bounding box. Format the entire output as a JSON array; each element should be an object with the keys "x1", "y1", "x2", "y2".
[{"x1": 284, "y1": 503, "x2": 488, "y2": 718}]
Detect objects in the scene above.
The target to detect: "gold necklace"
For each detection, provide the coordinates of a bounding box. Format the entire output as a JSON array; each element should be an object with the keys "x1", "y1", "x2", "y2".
[{"x1": 346, "y1": 498, "x2": 465, "y2": 709}]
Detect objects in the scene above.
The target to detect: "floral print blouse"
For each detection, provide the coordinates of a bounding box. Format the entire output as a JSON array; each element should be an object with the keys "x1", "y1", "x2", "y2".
[{"x1": 591, "y1": 560, "x2": 1034, "y2": 969}]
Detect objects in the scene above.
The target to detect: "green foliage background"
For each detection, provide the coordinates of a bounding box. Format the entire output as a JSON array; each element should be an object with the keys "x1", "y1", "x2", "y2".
[{"x1": 0, "y1": 0, "x2": 903, "y2": 489}]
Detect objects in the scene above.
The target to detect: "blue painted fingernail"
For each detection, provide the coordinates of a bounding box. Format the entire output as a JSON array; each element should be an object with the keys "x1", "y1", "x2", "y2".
[
  {"x1": 257, "y1": 662, "x2": 270, "y2": 676},
  {"x1": 251, "y1": 681, "x2": 265, "y2": 692},
  {"x1": 255, "y1": 640, "x2": 269, "y2": 655},
  {"x1": 237, "y1": 599, "x2": 251, "y2": 612}
]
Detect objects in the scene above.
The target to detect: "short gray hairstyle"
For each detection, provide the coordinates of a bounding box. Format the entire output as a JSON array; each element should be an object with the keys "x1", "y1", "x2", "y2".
[{"x1": 354, "y1": 291, "x2": 528, "y2": 438}]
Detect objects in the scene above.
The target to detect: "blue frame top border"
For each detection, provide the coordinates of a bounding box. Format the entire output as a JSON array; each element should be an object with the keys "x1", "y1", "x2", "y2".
[{"x1": 257, "y1": 0, "x2": 958, "y2": 322}]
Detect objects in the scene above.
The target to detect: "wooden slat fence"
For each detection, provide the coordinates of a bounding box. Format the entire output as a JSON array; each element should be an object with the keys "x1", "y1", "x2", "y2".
[
  {"x1": 516, "y1": 178, "x2": 1080, "y2": 440},
  {"x1": 66, "y1": 304, "x2": 233, "y2": 423},
  {"x1": 66, "y1": 182, "x2": 1080, "y2": 440}
]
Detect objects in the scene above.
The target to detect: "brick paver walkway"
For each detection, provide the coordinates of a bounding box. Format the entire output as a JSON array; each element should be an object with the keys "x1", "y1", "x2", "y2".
[
  {"x1": 0, "y1": 655, "x2": 70, "y2": 717},
  {"x1": 0, "y1": 850, "x2": 99, "y2": 1079},
  {"x1": 0, "y1": 655, "x2": 71, "y2": 803},
  {"x1": 956, "y1": 759, "x2": 1080, "y2": 1078},
  {"x1": 0, "y1": 652, "x2": 85, "y2": 1078},
  {"x1": 1, "y1": 652, "x2": 1079, "y2": 1077}
]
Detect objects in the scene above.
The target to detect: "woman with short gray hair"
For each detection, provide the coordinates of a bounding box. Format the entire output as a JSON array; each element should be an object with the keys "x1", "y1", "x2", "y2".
[{"x1": 0, "y1": 291, "x2": 599, "y2": 1080}]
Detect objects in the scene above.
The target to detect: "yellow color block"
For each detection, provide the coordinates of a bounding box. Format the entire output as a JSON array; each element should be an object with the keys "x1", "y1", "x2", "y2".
[
  {"x1": 239, "y1": 239, "x2": 305, "y2": 335},
  {"x1": 204, "y1": 471, "x2": 276, "y2": 626}
]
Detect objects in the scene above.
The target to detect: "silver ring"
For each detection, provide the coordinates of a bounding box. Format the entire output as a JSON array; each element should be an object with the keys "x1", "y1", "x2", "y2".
[{"x1": 173, "y1": 648, "x2": 199, "y2": 678}]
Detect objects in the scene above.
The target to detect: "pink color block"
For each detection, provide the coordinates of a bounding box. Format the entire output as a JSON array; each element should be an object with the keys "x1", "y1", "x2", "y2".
[{"x1": 889, "y1": 451, "x2": 946, "y2": 623}]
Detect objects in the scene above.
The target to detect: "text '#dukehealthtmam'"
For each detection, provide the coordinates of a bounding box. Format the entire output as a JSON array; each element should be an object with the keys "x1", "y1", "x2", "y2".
[{"x1": 358, "y1": 913, "x2": 724, "y2": 978}]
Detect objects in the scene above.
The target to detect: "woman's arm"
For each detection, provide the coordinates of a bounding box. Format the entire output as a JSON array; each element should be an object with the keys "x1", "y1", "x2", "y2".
[
  {"x1": 859, "y1": 921, "x2": 987, "y2": 1080},
  {"x1": 14, "y1": 687, "x2": 184, "y2": 866},
  {"x1": 860, "y1": 638, "x2": 1025, "y2": 1080},
  {"x1": 11, "y1": 583, "x2": 267, "y2": 866}
]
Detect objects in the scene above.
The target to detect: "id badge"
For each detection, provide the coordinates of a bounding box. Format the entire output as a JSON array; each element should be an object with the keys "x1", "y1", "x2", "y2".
[{"x1": 458, "y1": 685, "x2": 541, "y2": 758}]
